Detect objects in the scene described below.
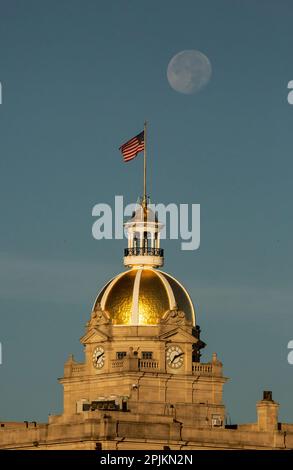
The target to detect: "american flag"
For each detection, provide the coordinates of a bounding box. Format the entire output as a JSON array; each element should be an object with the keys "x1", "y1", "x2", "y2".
[{"x1": 119, "y1": 131, "x2": 144, "y2": 162}]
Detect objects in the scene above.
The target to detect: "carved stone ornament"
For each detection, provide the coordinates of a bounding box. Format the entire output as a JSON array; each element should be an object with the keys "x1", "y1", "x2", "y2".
[
  {"x1": 86, "y1": 303, "x2": 111, "y2": 328},
  {"x1": 160, "y1": 309, "x2": 190, "y2": 326}
]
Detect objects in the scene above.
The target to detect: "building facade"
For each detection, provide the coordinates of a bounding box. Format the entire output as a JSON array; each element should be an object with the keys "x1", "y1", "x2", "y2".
[{"x1": 1, "y1": 201, "x2": 293, "y2": 450}]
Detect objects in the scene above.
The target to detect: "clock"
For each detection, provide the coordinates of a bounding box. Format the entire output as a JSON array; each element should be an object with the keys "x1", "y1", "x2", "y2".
[
  {"x1": 166, "y1": 345, "x2": 184, "y2": 369},
  {"x1": 92, "y1": 346, "x2": 105, "y2": 369}
]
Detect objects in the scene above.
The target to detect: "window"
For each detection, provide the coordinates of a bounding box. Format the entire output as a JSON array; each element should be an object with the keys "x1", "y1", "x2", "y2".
[
  {"x1": 211, "y1": 414, "x2": 223, "y2": 427},
  {"x1": 142, "y1": 351, "x2": 153, "y2": 360},
  {"x1": 116, "y1": 351, "x2": 126, "y2": 360}
]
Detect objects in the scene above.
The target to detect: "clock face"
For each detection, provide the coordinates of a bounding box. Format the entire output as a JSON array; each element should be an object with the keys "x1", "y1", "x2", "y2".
[
  {"x1": 92, "y1": 346, "x2": 105, "y2": 369},
  {"x1": 166, "y1": 345, "x2": 184, "y2": 369}
]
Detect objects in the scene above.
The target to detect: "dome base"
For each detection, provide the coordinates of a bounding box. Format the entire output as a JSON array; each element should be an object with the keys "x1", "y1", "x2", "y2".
[{"x1": 123, "y1": 255, "x2": 164, "y2": 268}]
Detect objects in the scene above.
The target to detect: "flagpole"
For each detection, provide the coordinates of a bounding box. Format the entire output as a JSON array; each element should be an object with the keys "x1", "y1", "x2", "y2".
[{"x1": 143, "y1": 121, "x2": 147, "y2": 208}]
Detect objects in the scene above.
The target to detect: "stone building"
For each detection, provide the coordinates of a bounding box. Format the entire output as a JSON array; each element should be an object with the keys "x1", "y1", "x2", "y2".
[{"x1": 1, "y1": 200, "x2": 293, "y2": 450}]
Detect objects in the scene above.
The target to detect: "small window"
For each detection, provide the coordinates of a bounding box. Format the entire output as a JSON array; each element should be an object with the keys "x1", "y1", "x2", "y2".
[
  {"x1": 116, "y1": 351, "x2": 126, "y2": 360},
  {"x1": 211, "y1": 414, "x2": 223, "y2": 427},
  {"x1": 142, "y1": 351, "x2": 153, "y2": 360}
]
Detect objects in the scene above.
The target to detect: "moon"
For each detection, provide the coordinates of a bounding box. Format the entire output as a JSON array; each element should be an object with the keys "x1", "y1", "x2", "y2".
[{"x1": 167, "y1": 50, "x2": 212, "y2": 94}]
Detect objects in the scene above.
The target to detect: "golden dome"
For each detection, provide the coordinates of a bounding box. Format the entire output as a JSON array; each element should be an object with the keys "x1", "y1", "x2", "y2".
[{"x1": 93, "y1": 267, "x2": 195, "y2": 326}]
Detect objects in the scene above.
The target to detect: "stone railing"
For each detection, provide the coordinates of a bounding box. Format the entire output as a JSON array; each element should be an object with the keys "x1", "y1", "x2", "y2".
[
  {"x1": 192, "y1": 361, "x2": 223, "y2": 377},
  {"x1": 111, "y1": 359, "x2": 124, "y2": 369},
  {"x1": 124, "y1": 247, "x2": 164, "y2": 257},
  {"x1": 71, "y1": 364, "x2": 86, "y2": 376},
  {"x1": 139, "y1": 359, "x2": 159, "y2": 370},
  {"x1": 192, "y1": 363, "x2": 213, "y2": 375},
  {"x1": 110, "y1": 358, "x2": 159, "y2": 372}
]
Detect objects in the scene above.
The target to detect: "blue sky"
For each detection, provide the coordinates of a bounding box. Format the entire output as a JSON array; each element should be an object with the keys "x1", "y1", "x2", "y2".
[{"x1": 0, "y1": 0, "x2": 293, "y2": 423}]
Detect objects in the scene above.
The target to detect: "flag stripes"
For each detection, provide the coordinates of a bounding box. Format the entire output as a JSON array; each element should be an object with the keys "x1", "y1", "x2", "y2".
[{"x1": 119, "y1": 131, "x2": 144, "y2": 162}]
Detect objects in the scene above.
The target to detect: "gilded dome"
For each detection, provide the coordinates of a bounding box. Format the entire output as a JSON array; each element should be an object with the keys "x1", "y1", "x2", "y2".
[{"x1": 93, "y1": 267, "x2": 195, "y2": 326}]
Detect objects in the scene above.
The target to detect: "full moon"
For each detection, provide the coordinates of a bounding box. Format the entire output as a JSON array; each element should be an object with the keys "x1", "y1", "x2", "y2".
[{"x1": 167, "y1": 50, "x2": 212, "y2": 94}]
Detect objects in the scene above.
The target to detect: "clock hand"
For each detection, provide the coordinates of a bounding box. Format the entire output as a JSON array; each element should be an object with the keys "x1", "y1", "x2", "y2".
[
  {"x1": 171, "y1": 352, "x2": 184, "y2": 363},
  {"x1": 96, "y1": 352, "x2": 104, "y2": 362}
]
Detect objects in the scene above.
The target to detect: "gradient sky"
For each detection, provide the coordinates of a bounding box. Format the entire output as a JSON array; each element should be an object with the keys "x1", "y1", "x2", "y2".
[{"x1": 0, "y1": 0, "x2": 293, "y2": 424}]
